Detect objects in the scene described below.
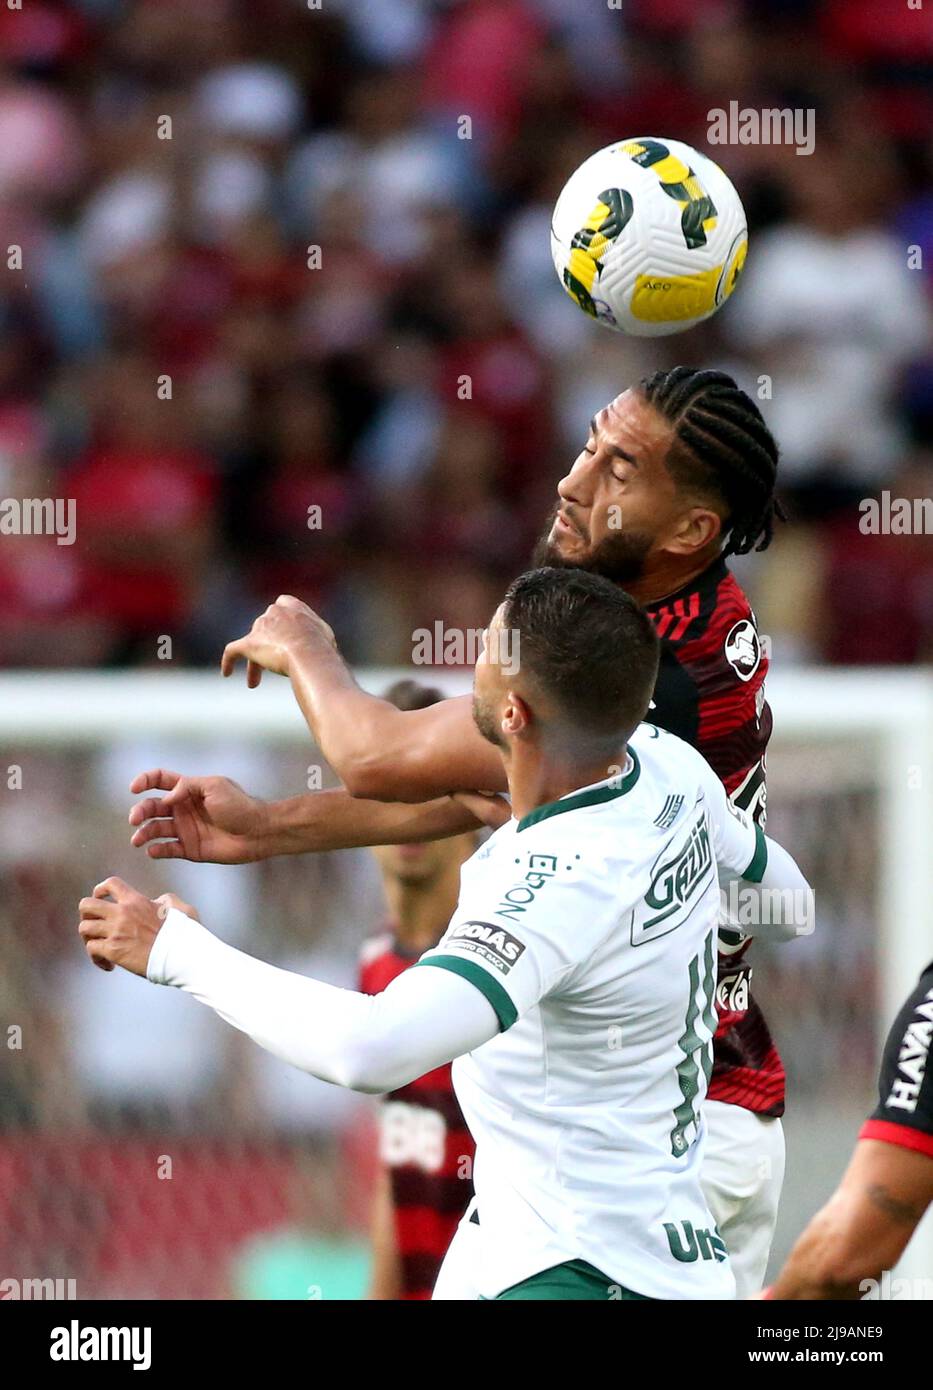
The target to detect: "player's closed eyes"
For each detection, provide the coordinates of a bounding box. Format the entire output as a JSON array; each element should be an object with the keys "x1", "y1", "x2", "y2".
[{"x1": 583, "y1": 440, "x2": 627, "y2": 482}]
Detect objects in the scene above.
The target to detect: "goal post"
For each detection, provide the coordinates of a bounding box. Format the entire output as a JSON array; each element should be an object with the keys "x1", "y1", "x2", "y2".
[
  {"x1": 765, "y1": 669, "x2": 933, "y2": 1022},
  {"x1": 763, "y1": 669, "x2": 933, "y2": 1289}
]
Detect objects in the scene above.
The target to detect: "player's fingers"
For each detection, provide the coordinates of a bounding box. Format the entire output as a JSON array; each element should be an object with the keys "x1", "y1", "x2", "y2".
[
  {"x1": 160, "y1": 777, "x2": 196, "y2": 810},
  {"x1": 130, "y1": 817, "x2": 177, "y2": 847},
  {"x1": 221, "y1": 639, "x2": 246, "y2": 677},
  {"x1": 145, "y1": 841, "x2": 185, "y2": 860},
  {"x1": 86, "y1": 941, "x2": 115, "y2": 973},
  {"x1": 78, "y1": 918, "x2": 109, "y2": 941},
  {"x1": 92, "y1": 875, "x2": 135, "y2": 902},
  {"x1": 247, "y1": 660, "x2": 263, "y2": 689},
  {"x1": 78, "y1": 895, "x2": 112, "y2": 920},
  {"x1": 275, "y1": 594, "x2": 309, "y2": 612},
  {"x1": 128, "y1": 797, "x2": 172, "y2": 827},
  {"x1": 128, "y1": 769, "x2": 181, "y2": 795}
]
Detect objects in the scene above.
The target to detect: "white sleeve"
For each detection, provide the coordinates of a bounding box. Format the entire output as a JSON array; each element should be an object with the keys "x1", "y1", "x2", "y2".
[
  {"x1": 695, "y1": 752, "x2": 766, "y2": 881},
  {"x1": 696, "y1": 754, "x2": 813, "y2": 942},
  {"x1": 744, "y1": 836, "x2": 814, "y2": 942},
  {"x1": 147, "y1": 908, "x2": 499, "y2": 1094}
]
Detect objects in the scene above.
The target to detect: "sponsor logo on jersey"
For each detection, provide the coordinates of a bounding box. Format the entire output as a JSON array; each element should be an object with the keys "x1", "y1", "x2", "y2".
[
  {"x1": 642, "y1": 814, "x2": 713, "y2": 932},
  {"x1": 716, "y1": 966, "x2": 751, "y2": 1014},
  {"x1": 730, "y1": 758, "x2": 767, "y2": 827},
  {"x1": 664, "y1": 1219, "x2": 728, "y2": 1264},
  {"x1": 886, "y1": 986, "x2": 933, "y2": 1114},
  {"x1": 496, "y1": 853, "x2": 560, "y2": 922},
  {"x1": 724, "y1": 618, "x2": 761, "y2": 681},
  {"x1": 447, "y1": 921, "x2": 526, "y2": 975}
]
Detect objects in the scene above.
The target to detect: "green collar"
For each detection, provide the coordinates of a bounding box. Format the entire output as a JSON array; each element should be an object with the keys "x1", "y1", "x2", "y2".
[{"x1": 516, "y1": 750, "x2": 641, "y2": 832}]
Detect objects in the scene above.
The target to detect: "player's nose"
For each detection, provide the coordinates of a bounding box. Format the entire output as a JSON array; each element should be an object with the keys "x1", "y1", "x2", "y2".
[{"x1": 558, "y1": 454, "x2": 595, "y2": 506}]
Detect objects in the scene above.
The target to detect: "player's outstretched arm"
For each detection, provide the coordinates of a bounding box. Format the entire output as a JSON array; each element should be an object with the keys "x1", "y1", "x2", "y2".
[
  {"x1": 128, "y1": 770, "x2": 487, "y2": 863},
  {"x1": 78, "y1": 879, "x2": 500, "y2": 1093},
  {"x1": 733, "y1": 833, "x2": 814, "y2": 942},
  {"x1": 220, "y1": 596, "x2": 505, "y2": 801},
  {"x1": 765, "y1": 1139, "x2": 933, "y2": 1298},
  {"x1": 695, "y1": 750, "x2": 813, "y2": 942},
  {"x1": 768, "y1": 959, "x2": 933, "y2": 1297}
]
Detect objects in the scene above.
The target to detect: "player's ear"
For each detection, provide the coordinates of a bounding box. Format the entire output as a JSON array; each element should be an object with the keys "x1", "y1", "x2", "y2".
[
  {"x1": 502, "y1": 691, "x2": 531, "y2": 737},
  {"x1": 664, "y1": 505, "x2": 722, "y2": 556}
]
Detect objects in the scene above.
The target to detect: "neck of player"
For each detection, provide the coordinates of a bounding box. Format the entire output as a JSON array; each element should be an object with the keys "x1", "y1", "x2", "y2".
[
  {"x1": 623, "y1": 545, "x2": 720, "y2": 606},
  {"x1": 505, "y1": 741, "x2": 629, "y2": 824}
]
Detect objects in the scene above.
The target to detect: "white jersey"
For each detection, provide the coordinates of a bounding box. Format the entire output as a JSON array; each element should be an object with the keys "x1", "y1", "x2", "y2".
[{"x1": 417, "y1": 722, "x2": 766, "y2": 1300}]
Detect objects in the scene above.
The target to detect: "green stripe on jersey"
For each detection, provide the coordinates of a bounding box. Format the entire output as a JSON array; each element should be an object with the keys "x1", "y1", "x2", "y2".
[
  {"x1": 517, "y1": 750, "x2": 641, "y2": 832},
  {"x1": 744, "y1": 824, "x2": 768, "y2": 883},
  {"x1": 415, "y1": 955, "x2": 518, "y2": 1032}
]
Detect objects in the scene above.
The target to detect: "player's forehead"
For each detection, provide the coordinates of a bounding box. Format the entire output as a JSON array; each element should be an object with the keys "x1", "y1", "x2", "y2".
[{"x1": 592, "y1": 388, "x2": 674, "y2": 457}]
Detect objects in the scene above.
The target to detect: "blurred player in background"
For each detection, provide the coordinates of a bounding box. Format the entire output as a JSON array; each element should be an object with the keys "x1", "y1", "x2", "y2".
[
  {"x1": 765, "y1": 960, "x2": 933, "y2": 1299},
  {"x1": 211, "y1": 366, "x2": 790, "y2": 1296},
  {"x1": 361, "y1": 679, "x2": 478, "y2": 1300}
]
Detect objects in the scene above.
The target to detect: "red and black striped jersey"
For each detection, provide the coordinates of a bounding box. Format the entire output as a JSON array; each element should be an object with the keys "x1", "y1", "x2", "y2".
[
  {"x1": 860, "y1": 960, "x2": 933, "y2": 1160},
  {"x1": 359, "y1": 933, "x2": 475, "y2": 1300},
  {"x1": 644, "y1": 556, "x2": 785, "y2": 1118}
]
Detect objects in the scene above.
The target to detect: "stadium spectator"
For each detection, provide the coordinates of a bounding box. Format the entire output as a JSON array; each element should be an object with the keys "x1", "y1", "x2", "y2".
[{"x1": 0, "y1": 1, "x2": 926, "y2": 670}]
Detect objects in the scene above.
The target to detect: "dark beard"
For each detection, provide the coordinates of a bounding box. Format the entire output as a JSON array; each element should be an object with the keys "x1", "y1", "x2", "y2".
[
  {"x1": 531, "y1": 508, "x2": 654, "y2": 587},
  {"x1": 472, "y1": 694, "x2": 506, "y2": 749}
]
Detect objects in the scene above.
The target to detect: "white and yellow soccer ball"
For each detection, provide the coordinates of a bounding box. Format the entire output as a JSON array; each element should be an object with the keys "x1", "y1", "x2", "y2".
[{"x1": 550, "y1": 137, "x2": 748, "y2": 336}]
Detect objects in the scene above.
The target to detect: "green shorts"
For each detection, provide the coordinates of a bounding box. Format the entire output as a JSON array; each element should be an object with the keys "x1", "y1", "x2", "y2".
[{"x1": 492, "y1": 1260, "x2": 652, "y2": 1301}]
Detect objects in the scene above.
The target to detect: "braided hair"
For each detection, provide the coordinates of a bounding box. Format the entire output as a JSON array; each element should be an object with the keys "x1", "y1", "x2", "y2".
[{"x1": 640, "y1": 366, "x2": 784, "y2": 556}]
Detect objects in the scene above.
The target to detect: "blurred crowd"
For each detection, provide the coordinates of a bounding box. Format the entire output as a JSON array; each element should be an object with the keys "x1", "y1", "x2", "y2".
[{"x1": 0, "y1": 0, "x2": 931, "y2": 671}]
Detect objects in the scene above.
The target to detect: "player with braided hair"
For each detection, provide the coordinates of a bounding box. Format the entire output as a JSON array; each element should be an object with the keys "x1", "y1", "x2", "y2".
[
  {"x1": 640, "y1": 366, "x2": 785, "y2": 558},
  {"x1": 133, "y1": 366, "x2": 792, "y2": 1298}
]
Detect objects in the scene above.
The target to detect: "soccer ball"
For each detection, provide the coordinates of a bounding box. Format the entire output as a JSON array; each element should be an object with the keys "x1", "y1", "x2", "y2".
[{"x1": 550, "y1": 137, "x2": 748, "y2": 337}]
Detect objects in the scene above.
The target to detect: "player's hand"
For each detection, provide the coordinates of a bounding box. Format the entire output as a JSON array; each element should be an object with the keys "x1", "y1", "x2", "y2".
[
  {"x1": 78, "y1": 877, "x2": 198, "y2": 977},
  {"x1": 221, "y1": 595, "x2": 337, "y2": 689},
  {"x1": 129, "y1": 770, "x2": 269, "y2": 864},
  {"x1": 451, "y1": 791, "x2": 512, "y2": 830},
  {"x1": 153, "y1": 892, "x2": 200, "y2": 922}
]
